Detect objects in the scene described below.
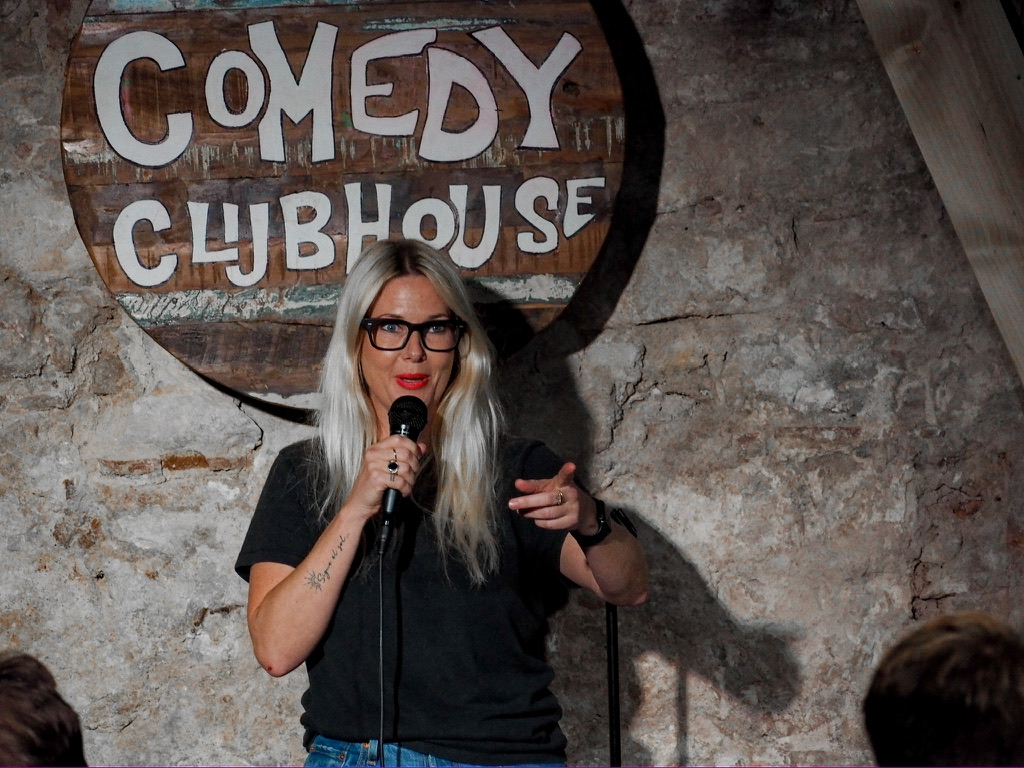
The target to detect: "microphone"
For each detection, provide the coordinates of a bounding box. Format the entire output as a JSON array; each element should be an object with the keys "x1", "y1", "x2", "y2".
[{"x1": 378, "y1": 395, "x2": 428, "y2": 554}]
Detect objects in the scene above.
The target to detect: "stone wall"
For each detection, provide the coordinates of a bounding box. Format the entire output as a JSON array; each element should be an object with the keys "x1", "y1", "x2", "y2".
[{"x1": 2, "y1": 0, "x2": 1023, "y2": 765}]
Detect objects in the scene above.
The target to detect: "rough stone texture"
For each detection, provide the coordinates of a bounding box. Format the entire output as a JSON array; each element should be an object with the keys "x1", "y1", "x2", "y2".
[{"x1": 2, "y1": 0, "x2": 1023, "y2": 766}]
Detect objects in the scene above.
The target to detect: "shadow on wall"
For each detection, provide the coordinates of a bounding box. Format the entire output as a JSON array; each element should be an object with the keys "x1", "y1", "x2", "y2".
[
  {"x1": 498, "y1": 2, "x2": 801, "y2": 764},
  {"x1": 548, "y1": 518, "x2": 803, "y2": 766},
  {"x1": 540, "y1": 0, "x2": 667, "y2": 360},
  {"x1": 491, "y1": 0, "x2": 666, "y2": 457}
]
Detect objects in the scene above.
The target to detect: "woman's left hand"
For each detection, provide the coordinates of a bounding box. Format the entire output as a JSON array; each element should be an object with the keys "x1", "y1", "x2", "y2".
[
  {"x1": 510, "y1": 461, "x2": 649, "y2": 607},
  {"x1": 509, "y1": 462, "x2": 599, "y2": 534}
]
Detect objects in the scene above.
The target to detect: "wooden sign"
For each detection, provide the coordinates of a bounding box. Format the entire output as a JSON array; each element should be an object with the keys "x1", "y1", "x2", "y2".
[{"x1": 61, "y1": 0, "x2": 625, "y2": 408}]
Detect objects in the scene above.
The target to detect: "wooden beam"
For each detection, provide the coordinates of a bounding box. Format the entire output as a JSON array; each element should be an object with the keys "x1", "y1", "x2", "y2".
[{"x1": 857, "y1": 0, "x2": 1024, "y2": 387}]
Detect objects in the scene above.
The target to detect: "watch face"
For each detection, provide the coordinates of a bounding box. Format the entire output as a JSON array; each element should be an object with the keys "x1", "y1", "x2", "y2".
[{"x1": 572, "y1": 500, "x2": 613, "y2": 546}]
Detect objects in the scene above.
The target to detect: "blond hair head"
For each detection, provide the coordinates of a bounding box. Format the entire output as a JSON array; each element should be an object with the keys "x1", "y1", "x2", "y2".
[{"x1": 316, "y1": 238, "x2": 502, "y2": 582}]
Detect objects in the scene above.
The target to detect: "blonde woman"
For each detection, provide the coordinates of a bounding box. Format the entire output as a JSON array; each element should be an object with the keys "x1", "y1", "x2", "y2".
[{"x1": 236, "y1": 239, "x2": 647, "y2": 768}]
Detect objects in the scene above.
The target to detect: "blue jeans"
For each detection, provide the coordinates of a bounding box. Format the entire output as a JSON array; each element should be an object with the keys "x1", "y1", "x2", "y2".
[{"x1": 304, "y1": 736, "x2": 566, "y2": 768}]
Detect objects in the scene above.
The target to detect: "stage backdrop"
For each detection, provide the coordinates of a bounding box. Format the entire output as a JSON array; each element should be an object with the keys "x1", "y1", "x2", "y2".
[{"x1": 61, "y1": 0, "x2": 625, "y2": 408}]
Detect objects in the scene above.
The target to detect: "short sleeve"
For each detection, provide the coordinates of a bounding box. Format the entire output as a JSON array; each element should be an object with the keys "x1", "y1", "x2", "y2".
[{"x1": 234, "y1": 440, "x2": 321, "y2": 582}]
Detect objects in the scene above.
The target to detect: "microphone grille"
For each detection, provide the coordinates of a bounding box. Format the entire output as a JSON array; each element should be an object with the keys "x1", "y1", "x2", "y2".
[{"x1": 388, "y1": 395, "x2": 428, "y2": 439}]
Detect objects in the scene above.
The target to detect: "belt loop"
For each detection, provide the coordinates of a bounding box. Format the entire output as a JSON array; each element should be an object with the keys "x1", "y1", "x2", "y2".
[
  {"x1": 302, "y1": 729, "x2": 318, "y2": 751},
  {"x1": 367, "y1": 738, "x2": 380, "y2": 764}
]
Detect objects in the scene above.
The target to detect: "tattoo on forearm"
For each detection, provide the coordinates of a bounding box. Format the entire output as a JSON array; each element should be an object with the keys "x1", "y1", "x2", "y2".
[{"x1": 305, "y1": 533, "x2": 348, "y2": 592}]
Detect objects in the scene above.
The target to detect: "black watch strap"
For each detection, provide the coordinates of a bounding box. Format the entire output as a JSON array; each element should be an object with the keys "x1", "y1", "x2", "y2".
[{"x1": 571, "y1": 498, "x2": 613, "y2": 547}]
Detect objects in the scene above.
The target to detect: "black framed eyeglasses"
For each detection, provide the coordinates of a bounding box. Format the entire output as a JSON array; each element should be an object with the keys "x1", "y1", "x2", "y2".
[{"x1": 360, "y1": 317, "x2": 466, "y2": 352}]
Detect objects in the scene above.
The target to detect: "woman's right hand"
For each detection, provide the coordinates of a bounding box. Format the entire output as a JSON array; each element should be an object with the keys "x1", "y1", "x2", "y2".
[{"x1": 344, "y1": 435, "x2": 426, "y2": 521}]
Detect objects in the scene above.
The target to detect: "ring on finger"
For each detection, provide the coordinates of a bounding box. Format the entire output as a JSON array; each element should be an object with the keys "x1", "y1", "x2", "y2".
[
  {"x1": 387, "y1": 450, "x2": 400, "y2": 479},
  {"x1": 554, "y1": 488, "x2": 564, "y2": 506}
]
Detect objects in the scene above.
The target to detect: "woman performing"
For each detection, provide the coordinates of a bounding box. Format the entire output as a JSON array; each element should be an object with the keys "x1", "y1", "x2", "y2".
[{"x1": 235, "y1": 238, "x2": 648, "y2": 767}]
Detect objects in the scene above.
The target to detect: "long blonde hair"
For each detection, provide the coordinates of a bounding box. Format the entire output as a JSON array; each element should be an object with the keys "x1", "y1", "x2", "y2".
[{"x1": 315, "y1": 239, "x2": 503, "y2": 583}]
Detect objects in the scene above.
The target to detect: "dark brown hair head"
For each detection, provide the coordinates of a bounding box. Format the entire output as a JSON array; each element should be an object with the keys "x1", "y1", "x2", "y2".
[
  {"x1": 864, "y1": 611, "x2": 1024, "y2": 766},
  {"x1": 0, "y1": 652, "x2": 86, "y2": 767}
]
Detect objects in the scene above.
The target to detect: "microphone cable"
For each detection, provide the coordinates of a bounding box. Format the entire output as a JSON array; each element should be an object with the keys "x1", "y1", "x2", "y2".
[
  {"x1": 378, "y1": 546, "x2": 387, "y2": 768},
  {"x1": 374, "y1": 397, "x2": 427, "y2": 768}
]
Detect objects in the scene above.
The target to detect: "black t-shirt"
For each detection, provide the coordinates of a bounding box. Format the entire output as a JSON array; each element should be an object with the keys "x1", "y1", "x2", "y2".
[{"x1": 235, "y1": 437, "x2": 571, "y2": 766}]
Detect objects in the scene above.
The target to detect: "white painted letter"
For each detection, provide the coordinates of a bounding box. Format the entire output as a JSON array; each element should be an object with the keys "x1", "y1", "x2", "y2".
[
  {"x1": 94, "y1": 31, "x2": 193, "y2": 167},
  {"x1": 351, "y1": 29, "x2": 436, "y2": 136},
  {"x1": 113, "y1": 200, "x2": 178, "y2": 287},
  {"x1": 226, "y1": 204, "x2": 270, "y2": 287},
  {"x1": 345, "y1": 183, "x2": 393, "y2": 270},
  {"x1": 448, "y1": 185, "x2": 501, "y2": 268},
  {"x1": 472, "y1": 27, "x2": 581, "y2": 149},
  {"x1": 250, "y1": 21, "x2": 338, "y2": 163},
  {"x1": 189, "y1": 202, "x2": 240, "y2": 264},
  {"x1": 281, "y1": 191, "x2": 335, "y2": 270},
  {"x1": 564, "y1": 177, "x2": 605, "y2": 237},
  {"x1": 419, "y1": 48, "x2": 498, "y2": 162},
  {"x1": 402, "y1": 198, "x2": 456, "y2": 249},
  {"x1": 515, "y1": 176, "x2": 559, "y2": 254},
  {"x1": 206, "y1": 50, "x2": 266, "y2": 128}
]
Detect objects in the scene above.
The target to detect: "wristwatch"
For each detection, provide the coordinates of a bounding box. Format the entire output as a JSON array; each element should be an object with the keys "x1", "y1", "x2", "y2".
[{"x1": 571, "y1": 498, "x2": 613, "y2": 547}]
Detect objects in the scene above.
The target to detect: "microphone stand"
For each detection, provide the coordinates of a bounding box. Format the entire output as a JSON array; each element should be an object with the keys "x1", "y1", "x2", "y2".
[{"x1": 606, "y1": 602, "x2": 621, "y2": 767}]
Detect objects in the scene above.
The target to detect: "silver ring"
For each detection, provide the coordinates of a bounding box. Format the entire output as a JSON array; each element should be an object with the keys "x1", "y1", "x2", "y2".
[{"x1": 554, "y1": 488, "x2": 564, "y2": 506}]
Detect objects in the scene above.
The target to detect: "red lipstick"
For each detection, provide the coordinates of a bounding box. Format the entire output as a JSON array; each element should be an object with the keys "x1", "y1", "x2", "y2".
[{"x1": 396, "y1": 374, "x2": 429, "y2": 390}]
